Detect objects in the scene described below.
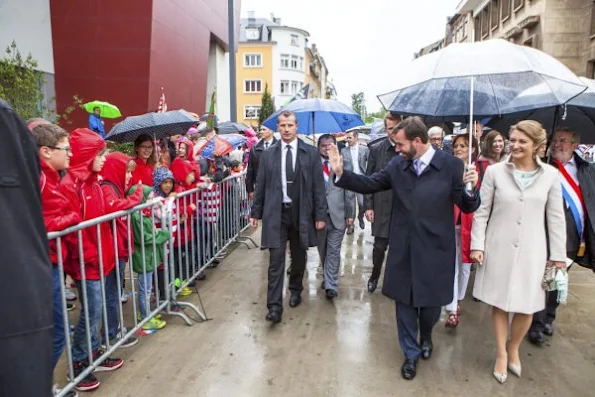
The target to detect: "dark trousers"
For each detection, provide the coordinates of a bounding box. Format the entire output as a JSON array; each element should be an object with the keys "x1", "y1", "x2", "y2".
[
  {"x1": 371, "y1": 236, "x2": 389, "y2": 281},
  {"x1": 396, "y1": 301, "x2": 441, "y2": 361},
  {"x1": 530, "y1": 289, "x2": 559, "y2": 333},
  {"x1": 267, "y1": 206, "x2": 306, "y2": 312}
]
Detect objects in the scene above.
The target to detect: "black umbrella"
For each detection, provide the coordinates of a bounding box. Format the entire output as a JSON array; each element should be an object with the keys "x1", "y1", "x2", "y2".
[
  {"x1": 217, "y1": 121, "x2": 250, "y2": 134},
  {"x1": 105, "y1": 110, "x2": 197, "y2": 143}
]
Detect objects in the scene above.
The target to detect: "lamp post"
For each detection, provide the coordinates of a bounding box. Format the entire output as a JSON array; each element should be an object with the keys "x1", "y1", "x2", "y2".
[{"x1": 228, "y1": 0, "x2": 237, "y2": 122}]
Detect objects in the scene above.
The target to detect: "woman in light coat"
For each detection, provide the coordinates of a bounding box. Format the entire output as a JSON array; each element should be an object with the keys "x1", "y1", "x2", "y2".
[{"x1": 470, "y1": 120, "x2": 566, "y2": 384}]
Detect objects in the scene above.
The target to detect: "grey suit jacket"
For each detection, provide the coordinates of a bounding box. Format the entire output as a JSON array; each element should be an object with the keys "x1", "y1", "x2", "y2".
[
  {"x1": 322, "y1": 157, "x2": 355, "y2": 229},
  {"x1": 341, "y1": 144, "x2": 369, "y2": 175}
]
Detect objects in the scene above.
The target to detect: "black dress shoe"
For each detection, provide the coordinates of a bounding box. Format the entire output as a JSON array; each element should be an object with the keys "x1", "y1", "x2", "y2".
[
  {"x1": 346, "y1": 226, "x2": 354, "y2": 235},
  {"x1": 325, "y1": 289, "x2": 337, "y2": 300},
  {"x1": 359, "y1": 219, "x2": 365, "y2": 229},
  {"x1": 528, "y1": 331, "x2": 544, "y2": 346},
  {"x1": 367, "y1": 278, "x2": 378, "y2": 293},
  {"x1": 420, "y1": 340, "x2": 433, "y2": 360},
  {"x1": 265, "y1": 310, "x2": 282, "y2": 323},
  {"x1": 320, "y1": 281, "x2": 325, "y2": 290},
  {"x1": 401, "y1": 359, "x2": 418, "y2": 380},
  {"x1": 289, "y1": 293, "x2": 301, "y2": 308},
  {"x1": 543, "y1": 323, "x2": 554, "y2": 336},
  {"x1": 286, "y1": 266, "x2": 292, "y2": 276}
]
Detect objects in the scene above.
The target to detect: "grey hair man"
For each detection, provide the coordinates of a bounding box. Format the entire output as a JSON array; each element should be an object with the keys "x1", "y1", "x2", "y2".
[{"x1": 428, "y1": 126, "x2": 444, "y2": 150}]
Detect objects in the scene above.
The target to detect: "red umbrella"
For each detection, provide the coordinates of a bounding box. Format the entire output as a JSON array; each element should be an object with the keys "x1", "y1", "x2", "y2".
[{"x1": 196, "y1": 135, "x2": 234, "y2": 160}]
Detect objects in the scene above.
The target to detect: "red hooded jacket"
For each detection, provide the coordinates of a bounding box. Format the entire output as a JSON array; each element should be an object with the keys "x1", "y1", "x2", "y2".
[
  {"x1": 454, "y1": 159, "x2": 490, "y2": 264},
  {"x1": 132, "y1": 157, "x2": 154, "y2": 187},
  {"x1": 61, "y1": 128, "x2": 115, "y2": 281},
  {"x1": 40, "y1": 160, "x2": 81, "y2": 265},
  {"x1": 100, "y1": 152, "x2": 144, "y2": 261}
]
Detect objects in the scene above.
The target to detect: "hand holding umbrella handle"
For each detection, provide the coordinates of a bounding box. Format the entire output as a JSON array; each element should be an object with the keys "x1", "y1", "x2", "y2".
[{"x1": 463, "y1": 164, "x2": 478, "y2": 192}]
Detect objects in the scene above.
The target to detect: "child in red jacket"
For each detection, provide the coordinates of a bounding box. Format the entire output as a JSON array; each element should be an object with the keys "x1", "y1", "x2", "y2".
[
  {"x1": 99, "y1": 152, "x2": 143, "y2": 345},
  {"x1": 61, "y1": 128, "x2": 123, "y2": 392},
  {"x1": 29, "y1": 123, "x2": 81, "y2": 389}
]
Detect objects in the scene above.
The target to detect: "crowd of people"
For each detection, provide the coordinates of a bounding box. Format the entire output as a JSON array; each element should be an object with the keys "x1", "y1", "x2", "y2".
[{"x1": 248, "y1": 110, "x2": 595, "y2": 384}]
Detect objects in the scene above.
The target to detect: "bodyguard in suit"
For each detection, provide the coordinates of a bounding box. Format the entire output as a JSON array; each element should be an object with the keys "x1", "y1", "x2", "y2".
[
  {"x1": 328, "y1": 116, "x2": 480, "y2": 380},
  {"x1": 250, "y1": 111, "x2": 327, "y2": 323},
  {"x1": 317, "y1": 134, "x2": 355, "y2": 300},
  {"x1": 341, "y1": 129, "x2": 369, "y2": 234},
  {"x1": 528, "y1": 127, "x2": 595, "y2": 345},
  {"x1": 364, "y1": 114, "x2": 401, "y2": 293},
  {"x1": 246, "y1": 125, "x2": 277, "y2": 199}
]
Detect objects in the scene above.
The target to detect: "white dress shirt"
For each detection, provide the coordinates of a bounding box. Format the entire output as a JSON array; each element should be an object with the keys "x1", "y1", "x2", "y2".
[
  {"x1": 350, "y1": 145, "x2": 361, "y2": 175},
  {"x1": 564, "y1": 156, "x2": 578, "y2": 183},
  {"x1": 414, "y1": 145, "x2": 436, "y2": 175},
  {"x1": 281, "y1": 139, "x2": 298, "y2": 203}
]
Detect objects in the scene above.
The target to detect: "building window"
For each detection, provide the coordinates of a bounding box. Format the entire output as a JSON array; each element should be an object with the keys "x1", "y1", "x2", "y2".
[
  {"x1": 462, "y1": 19, "x2": 468, "y2": 39},
  {"x1": 244, "y1": 105, "x2": 261, "y2": 120},
  {"x1": 501, "y1": 0, "x2": 511, "y2": 22},
  {"x1": 491, "y1": 0, "x2": 500, "y2": 30},
  {"x1": 591, "y1": 2, "x2": 595, "y2": 37},
  {"x1": 244, "y1": 80, "x2": 262, "y2": 93},
  {"x1": 474, "y1": 16, "x2": 481, "y2": 41},
  {"x1": 299, "y1": 56, "x2": 304, "y2": 70},
  {"x1": 481, "y1": 7, "x2": 489, "y2": 38},
  {"x1": 244, "y1": 54, "x2": 262, "y2": 67},
  {"x1": 291, "y1": 34, "x2": 299, "y2": 46},
  {"x1": 291, "y1": 55, "x2": 298, "y2": 69},
  {"x1": 523, "y1": 36, "x2": 535, "y2": 48},
  {"x1": 513, "y1": 0, "x2": 524, "y2": 12},
  {"x1": 280, "y1": 80, "x2": 290, "y2": 94},
  {"x1": 280, "y1": 54, "x2": 289, "y2": 68},
  {"x1": 246, "y1": 28, "x2": 259, "y2": 40},
  {"x1": 291, "y1": 81, "x2": 298, "y2": 94},
  {"x1": 587, "y1": 60, "x2": 595, "y2": 79}
]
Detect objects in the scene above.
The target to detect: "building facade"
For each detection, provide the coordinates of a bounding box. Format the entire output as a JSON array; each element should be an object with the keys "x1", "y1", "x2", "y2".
[
  {"x1": 1, "y1": 0, "x2": 240, "y2": 128},
  {"x1": 447, "y1": 0, "x2": 595, "y2": 78},
  {"x1": 235, "y1": 13, "x2": 333, "y2": 125}
]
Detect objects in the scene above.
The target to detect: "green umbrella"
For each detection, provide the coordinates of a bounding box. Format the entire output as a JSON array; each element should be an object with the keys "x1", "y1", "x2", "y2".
[{"x1": 83, "y1": 100, "x2": 122, "y2": 119}]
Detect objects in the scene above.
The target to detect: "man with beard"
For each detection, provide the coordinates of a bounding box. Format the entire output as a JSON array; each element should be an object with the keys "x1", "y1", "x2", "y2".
[
  {"x1": 364, "y1": 114, "x2": 400, "y2": 293},
  {"x1": 328, "y1": 116, "x2": 480, "y2": 380}
]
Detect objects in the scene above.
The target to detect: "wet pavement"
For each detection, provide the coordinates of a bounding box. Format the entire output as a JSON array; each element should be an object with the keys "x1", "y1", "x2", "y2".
[{"x1": 90, "y1": 224, "x2": 595, "y2": 397}]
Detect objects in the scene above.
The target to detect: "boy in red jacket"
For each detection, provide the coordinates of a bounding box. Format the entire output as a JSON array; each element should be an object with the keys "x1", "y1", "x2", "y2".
[
  {"x1": 61, "y1": 128, "x2": 123, "y2": 392},
  {"x1": 99, "y1": 152, "x2": 143, "y2": 347},
  {"x1": 30, "y1": 123, "x2": 81, "y2": 396}
]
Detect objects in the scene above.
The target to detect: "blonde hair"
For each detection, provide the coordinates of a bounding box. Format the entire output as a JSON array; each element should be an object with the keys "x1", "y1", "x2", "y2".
[{"x1": 510, "y1": 120, "x2": 546, "y2": 150}]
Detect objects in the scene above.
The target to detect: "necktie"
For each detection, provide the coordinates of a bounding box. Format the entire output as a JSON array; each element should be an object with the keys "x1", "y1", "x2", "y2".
[
  {"x1": 286, "y1": 145, "x2": 294, "y2": 198},
  {"x1": 414, "y1": 159, "x2": 423, "y2": 176},
  {"x1": 264, "y1": 142, "x2": 269, "y2": 150},
  {"x1": 322, "y1": 160, "x2": 330, "y2": 187}
]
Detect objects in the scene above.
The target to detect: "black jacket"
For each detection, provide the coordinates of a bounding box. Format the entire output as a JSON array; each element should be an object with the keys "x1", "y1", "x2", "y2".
[
  {"x1": 337, "y1": 149, "x2": 480, "y2": 306},
  {"x1": 251, "y1": 139, "x2": 327, "y2": 249},
  {"x1": 246, "y1": 137, "x2": 278, "y2": 193},
  {"x1": 364, "y1": 137, "x2": 399, "y2": 238}
]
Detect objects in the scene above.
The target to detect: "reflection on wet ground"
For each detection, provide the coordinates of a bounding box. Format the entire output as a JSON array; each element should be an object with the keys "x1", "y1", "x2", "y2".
[{"x1": 92, "y1": 224, "x2": 595, "y2": 397}]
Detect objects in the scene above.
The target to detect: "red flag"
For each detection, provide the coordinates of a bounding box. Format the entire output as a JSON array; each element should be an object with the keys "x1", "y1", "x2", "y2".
[{"x1": 157, "y1": 88, "x2": 167, "y2": 113}]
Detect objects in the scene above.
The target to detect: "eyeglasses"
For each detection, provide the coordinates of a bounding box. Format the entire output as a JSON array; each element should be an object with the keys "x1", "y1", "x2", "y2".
[
  {"x1": 139, "y1": 145, "x2": 154, "y2": 150},
  {"x1": 48, "y1": 146, "x2": 72, "y2": 153}
]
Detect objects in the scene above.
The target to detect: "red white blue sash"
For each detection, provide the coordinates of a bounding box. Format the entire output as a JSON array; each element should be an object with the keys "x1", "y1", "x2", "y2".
[{"x1": 554, "y1": 159, "x2": 585, "y2": 240}]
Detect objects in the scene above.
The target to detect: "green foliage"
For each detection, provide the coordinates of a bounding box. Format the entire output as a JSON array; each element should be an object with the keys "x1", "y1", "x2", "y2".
[
  {"x1": 108, "y1": 142, "x2": 134, "y2": 156},
  {"x1": 258, "y1": 83, "x2": 276, "y2": 125},
  {"x1": 365, "y1": 108, "x2": 387, "y2": 124},
  {"x1": 351, "y1": 92, "x2": 366, "y2": 119},
  {"x1": 55, "y1": 94, "x2": 84, "y2": 127},
  {"x1": 0, "y1": 40, "x2": 47, "y2": 120}
]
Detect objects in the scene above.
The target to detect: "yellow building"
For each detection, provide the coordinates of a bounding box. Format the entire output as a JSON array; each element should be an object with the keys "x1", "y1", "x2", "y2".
[{"x1": 235, "y1": 43, "x2": 273, "y2": 126}]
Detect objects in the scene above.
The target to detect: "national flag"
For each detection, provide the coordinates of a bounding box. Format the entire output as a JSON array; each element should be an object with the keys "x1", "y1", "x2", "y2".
[
  {"x1": 157, "y1": 88, "x2": 167, "y2": 113},
  {"x1": 207, "y1": 90, "x2": 216, "y2": 128},
  {"x1": 283, "y1": 84, "x2": 309, "y2": 106}
]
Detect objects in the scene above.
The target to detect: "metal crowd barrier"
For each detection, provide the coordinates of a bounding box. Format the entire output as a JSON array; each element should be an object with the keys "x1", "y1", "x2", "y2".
[{"x1": 49, "y1": 171, "x2": 254, "y2": 396}]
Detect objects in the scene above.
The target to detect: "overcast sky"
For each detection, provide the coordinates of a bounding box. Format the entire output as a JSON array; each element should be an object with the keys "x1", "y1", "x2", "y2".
[{"x1": 239, "y1": 0, "x2": 461, "y2": 112}]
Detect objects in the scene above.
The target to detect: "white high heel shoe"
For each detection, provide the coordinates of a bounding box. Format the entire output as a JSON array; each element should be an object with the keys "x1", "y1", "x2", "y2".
[
  {"x1": 493, "y1": 368, "x2": 508, "y2": 384},
  {"x1": 508, "y1": 362, "x2": 522, "y2": 378}
]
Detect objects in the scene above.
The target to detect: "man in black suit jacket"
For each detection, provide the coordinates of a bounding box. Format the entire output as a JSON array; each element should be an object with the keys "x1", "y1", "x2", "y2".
[
  {"x1": 246, "y1": 125, "x2": 277, "y2": 199},
  {"x1": 329, "y1": 116, "x2": 480, "y2": 380},
  {"x1": 528, "y1": 127, "x2": 595, "y2": 345},
  {"x1": 250, "y1": 111, "x2": 327, "y2": 323}
]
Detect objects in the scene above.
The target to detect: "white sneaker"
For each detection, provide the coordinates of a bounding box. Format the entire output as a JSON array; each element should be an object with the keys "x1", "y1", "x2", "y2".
[
  {"x1": 64, "y1": 286, "x2": 77, "y2": 301},
  {"x1": 120, "y1": 292, "x2": 128, "y2": 303}
]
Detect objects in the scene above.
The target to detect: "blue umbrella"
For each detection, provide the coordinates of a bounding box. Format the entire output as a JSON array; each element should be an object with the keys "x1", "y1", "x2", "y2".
[
  {"x1": 262, "y1": 99, "x2": 364, "y2": 136},
  {"x1": 198, "y1": 134, "x2": 247, "y2": 160},
  {"x1": 106, "y1": 110, "x2": 197, "y2": 143}
]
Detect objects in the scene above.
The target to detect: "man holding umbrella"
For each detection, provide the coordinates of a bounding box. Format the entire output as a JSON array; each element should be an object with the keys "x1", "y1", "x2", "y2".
[
  {"x1": 88, "y1": 107, "x2": 105, "y2": 138},
  {"x1": 328, "y1": 116, "x2": 480, "y2": 380}
]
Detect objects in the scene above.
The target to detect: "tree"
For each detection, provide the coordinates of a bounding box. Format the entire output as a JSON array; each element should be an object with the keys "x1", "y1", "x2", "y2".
[
  {"x1": 365, "y1": 108, "x2": 387, "y2": 124},
  {"x1": 351, "y1": 92, "x2": 366, "y2": 119},
  {"x1": 258, "y1": 83, "x2": 275, "y2": 125},
  {"x1": 0, "y1": 41, "x2": 47, "y2": 120}
]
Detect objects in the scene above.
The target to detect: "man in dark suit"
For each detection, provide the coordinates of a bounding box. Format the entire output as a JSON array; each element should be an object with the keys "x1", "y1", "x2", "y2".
[
  {"x1": 341, "y1": 129, "x2": 369, "y2": 234},
  {"x1": 528, "y1": 127, "x2": 595, "y2": 345},
  {"x1": 317, "y1": 134, "x2": 355, "y2": 299},
  {"x1": 250, "y1": 111, "x2": 328, "y2": 323},
  {"x1": 246, "y1": 125, "x2": 277, "y2": 199},
  {"x1": 364, "y1": 114, "x2": 400, "y2": 293},
  {"x1": 328, "y1": 116, "x2": 480, "y2": 380}
]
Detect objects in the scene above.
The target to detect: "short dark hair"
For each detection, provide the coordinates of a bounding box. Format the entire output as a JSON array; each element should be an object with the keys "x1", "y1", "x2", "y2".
[
  {"x1": 278, "y1": 110, "x2": 298, "y2": 124},
  {"x1": 317, "y1": 134, "x2": 336, "y2": 147},
  {"x1": 30, "y1": 123, "x2": 69, "y2": 148},
  {"x1": 384, "y1": 113, "x2": 402, "y2": 128},
  {"x1": 395, "y1": 116, "x2": 429, "y2": 144},
  {"x1": 346, "y1": 129, "x2": 359, "y2": 137},
  {"x1": 554, "y1": 126, "x2": 580, "y2": 143}
]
